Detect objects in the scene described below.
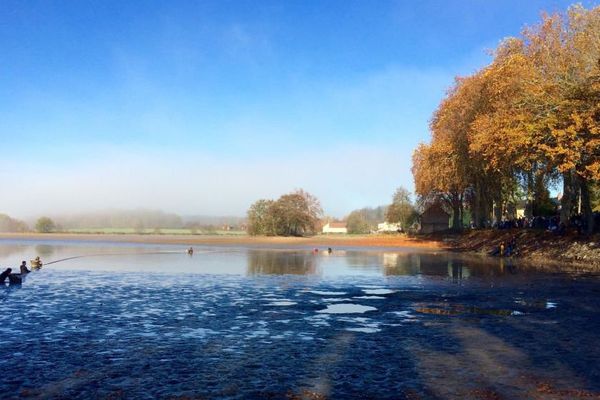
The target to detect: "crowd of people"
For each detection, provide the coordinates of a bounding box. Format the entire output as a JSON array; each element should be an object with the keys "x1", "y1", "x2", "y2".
[{"x1": 475, "y1": 212, "x2": 600, "y2": 235}]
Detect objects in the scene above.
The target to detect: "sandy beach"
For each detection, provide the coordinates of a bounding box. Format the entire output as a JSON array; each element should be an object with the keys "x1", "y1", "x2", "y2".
[{"x1": 0, "y1": 232, "x2": 443, "y2": 250}]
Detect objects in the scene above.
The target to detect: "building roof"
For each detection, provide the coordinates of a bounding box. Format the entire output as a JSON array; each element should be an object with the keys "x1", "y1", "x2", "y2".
[{"x1": 421, "y1": 203, "x2": 450, "y2": 223}]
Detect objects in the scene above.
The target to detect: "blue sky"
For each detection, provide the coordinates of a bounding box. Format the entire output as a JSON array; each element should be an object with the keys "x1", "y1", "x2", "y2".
[{"x1": 0, "y1": 0, "x2": 593, "y2": 218}]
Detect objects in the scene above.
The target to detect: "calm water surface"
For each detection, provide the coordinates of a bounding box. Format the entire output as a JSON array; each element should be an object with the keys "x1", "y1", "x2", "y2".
[{"x1": 1, "y1": 239, "x2": 599, "y2": 399}]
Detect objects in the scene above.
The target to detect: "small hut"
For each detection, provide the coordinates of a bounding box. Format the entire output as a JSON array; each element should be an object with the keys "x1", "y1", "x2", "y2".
[{"x1": 420, "y1": 204, "x2": 450, "y2": 234}]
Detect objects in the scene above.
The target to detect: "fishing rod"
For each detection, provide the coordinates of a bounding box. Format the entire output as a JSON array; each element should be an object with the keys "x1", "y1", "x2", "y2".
[
  {"x1": 42, "y1": 250, "x2": 181, "y2": 266},
  {"x1": 42, "y1": 248, "x2": 241, "y2": 266}
]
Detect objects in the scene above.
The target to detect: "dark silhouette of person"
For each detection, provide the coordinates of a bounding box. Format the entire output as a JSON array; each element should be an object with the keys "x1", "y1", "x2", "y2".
[
  {"x1": 20, "y1": 261, "x2": 30, "y2": 274},
  {"x1": 0, "y1": 268, "x2": 12, "y2": 283},
  {"x1": 187, "y1": 247, "x2": 194, "y2": 255}
]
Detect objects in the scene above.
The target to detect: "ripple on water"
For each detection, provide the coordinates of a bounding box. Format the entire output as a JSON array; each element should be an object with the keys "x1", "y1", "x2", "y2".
[
  {"x1": 308, "y1": 291, "x2": 347, "y2": 296},
  {"x1": 323, "y1": 297, "x2": 354, "y2": 302},
  {"x1": 317, "y1": 304, "x2": 377, "y2": 314},
  {"x1": 363, "y1": 289, "x2": 396, "y2": 295},
  {"x1": 268, "y1": 301, "x2": 297, "y2": 306},
  {"x1": 346, "y1": 327, "x2": 381, "y2": 333}
]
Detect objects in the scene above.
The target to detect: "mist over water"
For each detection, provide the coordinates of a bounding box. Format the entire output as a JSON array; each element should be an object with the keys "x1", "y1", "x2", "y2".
[{"x1": 0, "y1": 146, "x2": 406, "y2": 220}]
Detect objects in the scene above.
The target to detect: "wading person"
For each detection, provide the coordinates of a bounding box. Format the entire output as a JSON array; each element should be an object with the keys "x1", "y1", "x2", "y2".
[
  {"x1": 0, "y1": 268, "x2": 11, "y2": 283},
  {"x1": 20, "y1": 261, "x2": 30, "y2": 275}
]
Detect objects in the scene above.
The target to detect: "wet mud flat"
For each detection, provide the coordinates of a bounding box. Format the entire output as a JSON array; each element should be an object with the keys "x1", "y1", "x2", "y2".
[{"x1": 1, "y1": 271, "x2": 600, "y2": 399}]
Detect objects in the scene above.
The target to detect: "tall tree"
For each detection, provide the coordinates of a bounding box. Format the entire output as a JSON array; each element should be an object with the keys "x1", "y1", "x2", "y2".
[
  {"x1": 386, "y1": 187, "x2": 417, "y2": 229},
  {"x1": 413, "y1": 4, "x2": 600, "y2": 233},
  {"x1": 246, "y1": 190, "x2": 323, "y2": 237},
  {"x1": 247, "y1": 199, "x2": 276, "y2": 236},
  {"x1": 346, "y1": 210, "x2": 371, "y2": 234},
  {"x1": 36, "y1": 217, "x2": 56, "y2": 233}
]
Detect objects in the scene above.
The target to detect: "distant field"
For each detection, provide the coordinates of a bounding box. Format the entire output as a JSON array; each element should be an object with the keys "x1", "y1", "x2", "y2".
[{"x1": 65, "y1": 228, "x2": 247, "y2": 236}]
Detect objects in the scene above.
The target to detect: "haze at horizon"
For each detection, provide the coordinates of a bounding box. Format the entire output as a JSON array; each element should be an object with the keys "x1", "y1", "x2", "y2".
[{"x1": 0, "y1": 0, "x2": 589, "y2": 219}]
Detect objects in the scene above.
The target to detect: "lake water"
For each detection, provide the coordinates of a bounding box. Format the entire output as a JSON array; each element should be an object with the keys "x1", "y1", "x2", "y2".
[{"x1": 1, "y1": 239, "x2": 599, "y2": 399}]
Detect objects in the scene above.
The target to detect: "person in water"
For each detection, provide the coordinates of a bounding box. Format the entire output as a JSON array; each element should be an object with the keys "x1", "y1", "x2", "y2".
[
  {"x1": 20, "y1": 261, "x2": 30, "y2": 274},
  {"x1": 187, "y1": 247, "x2": 194, "y2": 255},
  {"x1": 32, "y1": 256, "x2": 42, "y2": 268},
  {"x1": 0, "y1": 268, "x2": 12, "y2": 283}
]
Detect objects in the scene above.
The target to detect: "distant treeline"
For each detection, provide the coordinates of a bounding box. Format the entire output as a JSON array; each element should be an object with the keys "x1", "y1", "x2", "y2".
[
  {"x1": 343, "y1": 187, "x2": 418, "y2": 234},
  {"x1": 54, "y1": 210, "x2": 245, "y2": 230},
  {"x1": 53, "y1": 209, "x2": 184, "y2": 229},
  {"x1": 344, "y1": 206, "x2": 388, "y2": 233},
  {"x1": 0, "y1": 210, "x2": 246, "y2": 232},
  {"x1": 0, "y1": 214, "x2": 28, "y2": 232}
]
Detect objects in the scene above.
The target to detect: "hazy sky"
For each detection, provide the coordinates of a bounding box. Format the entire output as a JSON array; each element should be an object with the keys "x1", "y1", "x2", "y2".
[{"x1": 1, "y1": 0, "x2": 592, "y2": 218}]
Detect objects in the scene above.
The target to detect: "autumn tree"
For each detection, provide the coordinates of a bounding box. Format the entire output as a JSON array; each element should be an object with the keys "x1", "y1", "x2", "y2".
[
  {"x1": 413, "y1": 4, "x2": 600, "y2": 233},
  {"x1": 247, "y1": 190, "x2": 323, "y2": 237}
]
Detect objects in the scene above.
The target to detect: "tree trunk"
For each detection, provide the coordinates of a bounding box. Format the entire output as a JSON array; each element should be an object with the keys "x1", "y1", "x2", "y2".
[
  {"x1": 533, "y1": 170, "x2": 547, "y2": 216},
  {"x1": 560, "y1": 170, "x2": 576, "y2": 225},
  {"x1": 451, "y1": 193, "x2": 462, "y2": 231},
  {"x1": 459, "y1": 193, "x2": 464, "y2": 230},
  {"x1": 482, "y1": 196, "x2": 492, "y2": 228},
  {"x1": 525, "y1": 169, "x2": 534, "y2": 218},
  {"x1": 472, "y1": 186, "x2": 481, "y2": 229},
  {"x1": 581, "y1": 178, "x2": 594, "y2": 235},
  {"x1": 493, "y1": 198, "x2": 502, "y2": 225}
]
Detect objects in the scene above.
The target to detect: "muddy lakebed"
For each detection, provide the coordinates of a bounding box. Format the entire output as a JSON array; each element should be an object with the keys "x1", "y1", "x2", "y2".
[{"x1": 1, "y1": 239, "x2": 599, "y2": 399}]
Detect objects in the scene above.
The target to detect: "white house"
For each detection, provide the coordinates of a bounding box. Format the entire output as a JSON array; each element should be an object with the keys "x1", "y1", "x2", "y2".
[
  {"x1": 377, "y1": 222, "x2": 402, "y2": 233},
  {"x1": 322, "y1": 222, "x2": 348, "y2": 234}
]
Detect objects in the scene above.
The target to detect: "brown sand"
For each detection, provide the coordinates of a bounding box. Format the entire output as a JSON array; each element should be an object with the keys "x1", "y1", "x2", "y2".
[{"x1": 0, "y1": 232, "x2": 443, "y2": 250}]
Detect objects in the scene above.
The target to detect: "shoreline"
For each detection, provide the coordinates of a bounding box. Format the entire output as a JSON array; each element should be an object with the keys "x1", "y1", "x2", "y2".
[
  {"x1": 0, "y1": 232, "x2": 443, "y2": 250},
  {"x1": 3, "y1": 231, "x2": 600, "y2": 272},
  {"x1": 443, "y1": 229, "x2": 600, "y2": 272}
]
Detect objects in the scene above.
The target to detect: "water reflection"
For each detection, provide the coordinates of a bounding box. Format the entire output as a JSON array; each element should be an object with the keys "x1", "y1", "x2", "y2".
[
  {"x1": 247, "y1": 250, "x2": 318, "y2": 275},
  {"x1": 0, "y1": 240, "x2": 570, "y2": 279},
  {"x1": 382, "y1": 252, "x2": 520, "y2": 280},
  {"x1": 0, "y1": 244, "x2": 29, "y2": 260},
  {"x1": 34, "y1": 244, "x2": 55, "y2": 258}
]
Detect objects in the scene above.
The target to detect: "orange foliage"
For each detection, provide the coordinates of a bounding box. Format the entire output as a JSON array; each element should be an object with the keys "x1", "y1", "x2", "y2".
[{"x1": 413, "y1": 4, "x2": 600, "y2": 226}]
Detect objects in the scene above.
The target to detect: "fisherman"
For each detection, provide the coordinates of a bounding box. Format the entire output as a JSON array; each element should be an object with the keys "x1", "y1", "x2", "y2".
[
  {"x1": 327, "y1": 247, "x2": 333, "y2": 254},
  {"x1": 0, "y1": 268, "x2": 11, "y2": 283},
  {"x1": 8, "y1": 273, "x2": 23, "y2": 285},
  {"x1": 20, "y1": 261, "x2": 30, "y2": 275},
  {"x1": 31, "y1": 256, "x2": 43, "y2": 268},
  {"x1": 187, "y1": 247, "x2": 194, "y2": 255}
]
